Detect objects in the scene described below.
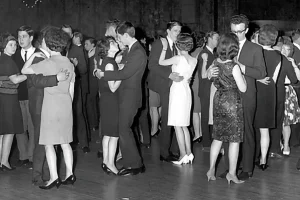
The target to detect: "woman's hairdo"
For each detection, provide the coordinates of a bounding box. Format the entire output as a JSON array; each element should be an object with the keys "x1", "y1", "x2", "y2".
[
  {"x1": 96, "y1": 36, "x2": 116, "y2": 59},
  {"x1": 258, "y1": 24, "x2": 278, "y2": 46},
  {"x1": 0, "y1": 32, "x2": 16, "y2": 52},
  {"x1": 216, "y1": 33, "x2": 239, "y2": 61},
  {"x1": 175, "y1": 33, "x2": 194, "y2": 52},
  {"x1": 44, "y1": 27, "x2": 70, "y2": 52}
]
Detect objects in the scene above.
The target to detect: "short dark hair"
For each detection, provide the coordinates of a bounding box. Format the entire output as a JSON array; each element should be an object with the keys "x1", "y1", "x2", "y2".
[
  {"x1": 175, "y1": 33, "x2": 193, "y2": 51},
  {"x1": 35, "y1": 25, "x2": 57, "y2": 47},
  {"x1": 191, "y1": 31, "x2": 206, "y2": 48},
  {"x1": 106, "y1": 19, "x2": 120, "y2": 29},
  {"x1": 167, "y1": 20, "x2": 183, "y2": 30},
  {"x1": 73, "y1": 32, "x2": 83, "y2": 42},
  {"x1": 61, "y1": 24, "x2": 73, "y2": 32},
  {"x1": 116, "y1": 21, "x2": 135, "y2": 37},
  {"x1": 217, "y1": 33, "x2": 239, "y2": 61},
  {"x1": 85, "y1": 37, "x2": 97, "y2": 47},
  {"x1": 282, "y1": 36, "x2": 294, "y2": 57},
  {"x1": 205, "y1": 31, "x2": 218, "y2": 42},
  {"x1": 17, "y1": 25, "x2": 34, "y2": 37},
  {"x1": 44, "y1": 27, "x2": 70, "y2": 52},
  {"x1": 258, "y1": 24, "x2": 278, "y2": 46},
  {"x1": 230, "y1": 14, "x2": 249, "y2": 29},
  {"x1": 292, "y1": 29, "x2": 300, "y2": 42},
  {"x1": 96, "y1": 36, "x2": 115, "y2": 59}
]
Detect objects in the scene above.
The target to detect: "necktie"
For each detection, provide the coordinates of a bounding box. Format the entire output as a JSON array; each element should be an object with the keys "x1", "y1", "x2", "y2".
[
  {"x1": 24, "y1": 51, "x2": 28, "y2": 62},
  {"x1": 172, "y1": 43, "x2": 178, "y2": 56}
]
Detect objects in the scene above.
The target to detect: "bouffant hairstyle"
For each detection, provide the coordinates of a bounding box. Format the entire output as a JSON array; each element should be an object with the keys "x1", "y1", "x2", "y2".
[
  {"x1": 230, "y1": 14, "x2": 249, "y2": 29},
  {"x1": 17, "y1": 25, "x2": 34, "y2": 37},
  {"x1": 116, "y1": 21, "x2": 135, "y2": 37},
  {"x1": 44, "y1": 27, "x2": 70, "y2": 52},
  {"x1": 96, "y1": 36, "x2": 116, "y2": 59},
  {"x1": 217, "y1": 33, "x2": 239, "y2": 61},
  {"x1": 167, "y1": 20, "x2": 183, "y2": 30},
  {"x1": 258, "y1": 24, "x2": 278, "y2": 46},
  {"x1": 282, "y1": 36, "x2": 294, "y2": 57},
  {"x1": 0, "y1": 32, "x2": 17, "y2": 52},
  {"x1": 175, "y1": 33, "x2": 194, "y2": 51}
]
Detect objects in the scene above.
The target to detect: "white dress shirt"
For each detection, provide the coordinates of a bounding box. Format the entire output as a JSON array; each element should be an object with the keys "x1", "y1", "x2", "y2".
[{"x1": 21, "y1": 46, "x2": 35, "y2": 62}]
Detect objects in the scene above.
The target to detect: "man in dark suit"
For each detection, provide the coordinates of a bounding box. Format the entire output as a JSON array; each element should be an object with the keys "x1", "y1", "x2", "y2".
[
  {"x1": 96, "y1": 21, "x2": 147, "y2": 176},
  {"x1": 147, "y1": 21, "x2": 183, "y2": 162},
  {"x1": 291, "y1": 30, "x2": 300, "y2": 148},
  {"x1": 63, "y1": 26, "x2": 90, "y2": 153},
  {"x1": 209, "y1": 14, "x2": 266, "y2": 180}
]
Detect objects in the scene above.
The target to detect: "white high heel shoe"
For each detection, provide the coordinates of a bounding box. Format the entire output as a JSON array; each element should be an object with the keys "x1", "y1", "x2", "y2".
[
  {"x1": 172, "y1": 155, "x2": 189, "y2": 165},
  {"x1": 188, "y1": 153, "x2": 194, "y2": 164}
]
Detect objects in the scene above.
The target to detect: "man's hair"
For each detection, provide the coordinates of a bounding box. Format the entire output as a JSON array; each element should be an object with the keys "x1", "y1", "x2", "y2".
[
  {"x1": 61, "y1": 24, "x2": 73, "y2": 32},
  {"x1": 217, "y1": 33, "x2": 239, "y2": 61},
  {"x1": 167, "y1": 20, "x2": 183, "y2": 30},
  {"x1": 17, "y1": 25, "x2": 34, "y2": 37},
  {"x1": 258, "y1": 24, "x2": 278, "y2": 46},
  {"x1": 230, "y1": 14, "x2": 249, "y2": 29},
  {"x1": 292, "y1": 29, "x2": 300, "y2": 42},
  {"x1": 106, "y1": 19, "x2": 120, "y2": 29},
  {"x1": 73, "y1": 32, "x2": 83, "y2": 42},
  {"x1": 116, "y1": 21, "x2": 135, "y2": 37},
  {"x1": 85, "y1": 37, "x2": 97, "y2": 47},
  {"x1": 44, "y1": 27, "x2": 70, "y2": 52},
  {"x1": 282, "y1": 36, "x2": 294, "y2": 57}
]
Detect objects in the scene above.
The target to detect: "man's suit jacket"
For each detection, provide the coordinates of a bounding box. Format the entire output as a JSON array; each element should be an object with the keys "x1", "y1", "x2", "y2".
[
  {"x1": 68, "y1": 44, "x2": 88, "y2": 94},
  {"x1": 238, "y1": 40, "x2": 266, "y2": 107},
  {"x1": 104, "y1": 41, "x2": 147, "y2": 109},
  {"x1": 292, "y1": 44, "x2": 300, "y2": 64},
  {"x1": 147, "y1": 39, "x2": 173, "y2": 94}
]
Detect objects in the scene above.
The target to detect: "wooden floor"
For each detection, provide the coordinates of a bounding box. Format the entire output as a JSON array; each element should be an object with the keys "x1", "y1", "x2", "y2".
[{"x1": 1, "y1": 133, "x2": 300, "y2": 200}]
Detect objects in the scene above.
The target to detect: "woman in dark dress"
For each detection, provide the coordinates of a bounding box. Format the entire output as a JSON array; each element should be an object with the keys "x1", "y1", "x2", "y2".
[
  {"x1": 254, "y1": 24, "x2": 279, "y2": 170},
  {"x1": 0, "y1": 33, "x2": 27, "y2": 170},
  {"x1": 97, "y1": 36, "x2": 121, "y2": 175},
  {"x1": 206, "y1": 33, "x2": 246, "y2": 184}
]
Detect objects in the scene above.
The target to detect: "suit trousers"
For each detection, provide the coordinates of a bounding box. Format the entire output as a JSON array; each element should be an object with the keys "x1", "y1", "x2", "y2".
[
  {"x1": 270, "y1": 100, "x2": 285, "y2": 153},
  {"x1": 137, "y1": 105, "x2": 150, "y2": 145},
  {"x1": 119, "y1": 100, "x2": 143, "y2": 169},
  {"x1": 199, "y1": 87, "x2": 211, "y2": 147},
  {"x1": 158, "y1": 90, "x2": 179, "y2": 157},
  {"x1": 17, "y1": 100, "x2": 34, "y2": 161},
  {"x1": 74, "y1": 86, "x2": 89, "y2": 147},
  {"x1": 291, "y1": 87, "x2": 300, "y2": 146},
  {"x1": 86, "y1": 89, "x2": 99, "y2": 130}
]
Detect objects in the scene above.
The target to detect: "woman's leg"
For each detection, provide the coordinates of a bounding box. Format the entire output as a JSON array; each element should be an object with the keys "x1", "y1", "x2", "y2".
[
  {"x1": 174, "y1": 126, "x2": 187, "y2": 158},
  {"x1": 182, "y1": 127, "x2": 192, "y2": 155},
  {"x1": 0, "y1": 135, "x2": 3, "y2": 163},
  {"x1": 207, "y1": 139, "x2": 222, "y2": 176},
  {"x1": 228, "y1": 142, "x2": 240, "y2": 176},
  {"x1": 106, "y1": 137, "x2": 119, "y2": 174},
  {"x1": 102, "y1": 136, "x2": 109, "y2": 164},
  {"x1": 150, "y1": 107, "x2": 159, "y2": 136},
  {"x1": 283, "y1": 125, "x2": 291, "y2": 152},
  {"x1": 0, "y1": 134, "x2": 15, "y2": 168},
  {"x1": 60, "y1": 143, "x2": 74, "y2": 179},
  {"x1": 192, "y1": 112, "x2": 201, "y2": 140},
  {"x1": 45, "y1": 145, "x2": 58, "y2": 185},
  {"x1": 259, "y1": 128, "x2": 270, "y2": 164}
]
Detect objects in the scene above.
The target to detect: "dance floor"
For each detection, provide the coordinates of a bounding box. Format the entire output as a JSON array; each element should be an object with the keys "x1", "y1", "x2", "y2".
[{"x1": 1, "y1": 134, "x2": 300, "y2": 200}]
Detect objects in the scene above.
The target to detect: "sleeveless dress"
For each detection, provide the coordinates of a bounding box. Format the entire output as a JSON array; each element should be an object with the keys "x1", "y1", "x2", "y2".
[
  {"x1": 212, "y1": 60, "x2": 244, "y2": 143},
  {"x1": 98, "y1": 57, "x2": 119, "y2": 137},
  {"x1": 168, "y1": 55, "x2": 196, "y2": 126}
]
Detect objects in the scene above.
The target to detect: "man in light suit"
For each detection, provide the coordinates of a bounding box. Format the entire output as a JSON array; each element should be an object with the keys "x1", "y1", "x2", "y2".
[{"x1": 96, "y1": 21, "x2": 146, "y2": 176}]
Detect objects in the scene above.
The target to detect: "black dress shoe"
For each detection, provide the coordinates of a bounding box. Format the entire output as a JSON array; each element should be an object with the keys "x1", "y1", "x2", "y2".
[
  {"x1": 82, "y1": 146, "x2": 90, "y2": 153},
  {"x1": 0, "y1": 164, "x2": 16, "y2": 171},
  {"x1": 118, "y1": 165, "x2": 145, "y2": 176},
  {"x1": 32, "y1": 179, "x2": 45, "y2": 186},
  {"x1": 15, "y1": 159, "x2": 29, "y2": 167},
  {"x1": 160, "y1": 155, "x2": 177, "y2": 162},
  {"x1": 62, "y1": 175, "x2": 76, "y2": 185},
  {"x1": 193, "y1": 136, "x2": 203, "y2": 143},
  {"x1": 169, "y1": 152, "x2": 180, "y2": 159},
  {"x1": 97, "y1": 151, "x2": 103, "y2": 158},
  {"x1": 238, "y1": 171, "x2": 253, "y2": 180},
  {"x1": 39, "y1": 178, "x2": 61, "y2": 190},
  {"x1": 296, "y1": 159, "x2": 300, "y2": 170},
  {"x1": 140, "y1": 143, "x2": 151, "y2": 148},
  {"x1": 218, "y1": 170, "x2": 229, "y2": 179},
  {"x1": 269, "y1": 152, "x2": 283, "y2": 159}
]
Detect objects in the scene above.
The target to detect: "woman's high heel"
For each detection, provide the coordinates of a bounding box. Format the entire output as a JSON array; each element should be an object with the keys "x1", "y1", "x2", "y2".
[
  {"x1": 39, "y1": 178, "x2": 61, "y2": 190},
  {"x1": 188, "y1": 153, "x2": 194, "y2": 164},
  {"x1": 172, "y1": 155, "x2": 189, "y2": 165},
  {"x1": 61, "y1": 175, "x2": 76, "y2": 185},
  {"x1": 206, "y1": 170, "x2": 216, "y2": 181},
  {"x1": 193, "y1": 136, "x2": 203, "y2": 143},
  {"x1": 226, "y1": 173, "x2": 244, "y2": 185}
]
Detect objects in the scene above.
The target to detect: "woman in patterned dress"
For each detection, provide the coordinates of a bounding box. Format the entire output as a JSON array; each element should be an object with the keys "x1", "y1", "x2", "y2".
[{"x1": 206, "y1": 33, "x2": 246, "y2": 184}]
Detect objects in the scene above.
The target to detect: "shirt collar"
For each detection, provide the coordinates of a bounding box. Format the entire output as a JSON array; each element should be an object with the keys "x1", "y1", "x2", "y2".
[
  {"x1": 167, "y1": 36, "x2": 174, "y2": 50},
  {"x1": 206, "y1": 45, "x2": 213, "y2": 54},
  {"x1": 21, "y1": 46, "x2": 35, "y2": 61},
  {"x1": 294, "y1": 42, "x2": 300, "y2": 50},
  {"x1": 239, "y1": 38, "x2": 247, "y2": 49},
  {"x1": 128, "y1": 39, "x2": 137, "y2": 52},
  {"x1": 39, "y1": 48, "x2": 50, "y2": 58}
]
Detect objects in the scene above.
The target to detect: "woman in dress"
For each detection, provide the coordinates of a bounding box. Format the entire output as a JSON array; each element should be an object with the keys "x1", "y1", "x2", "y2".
[
  {"x1": 0, "y1": 33, "x2": 27, "y2": 170},
  {"x1": 97, "y1": 36, "x2": 121, "y2": 175},
  {"x1": 254, "y1": 24, "x2": 280, "y2": 170},
  {"x1": 281, "y1": 37, "x2": 300, "y2": 156},
  {"x1": 22, "y1": 27, "x2": 75, "y2": 189},
  {"x1": 159, "y1": 33, "x2": 197, "y2": 165},
  {"x1": 206, "y1": 33, "x2": 246, "y2": 184}
]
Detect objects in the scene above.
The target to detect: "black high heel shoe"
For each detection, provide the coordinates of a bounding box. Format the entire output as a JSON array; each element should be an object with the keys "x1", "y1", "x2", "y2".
[
  {"x1": 39, "y1": 178, "x2": 61, "y2": 190},
  {"x1": 61, "y1": 175, "x2": 76, "y2": 185},
  {"x1": 259, "y1": 164, "x2": 268, "y2": 171},
  {"x1": 151, "y1": 130, "x2": 160, "y2": 138},
  {"x1": 193, "y1": 136, "x2": 203, "y2": 143},
  {"x1": 102, "y1": 163, "x2": 118, "y2": 175},
  {"x1": 0, "y1": 164, "x2": 16, "y2": 171}
]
